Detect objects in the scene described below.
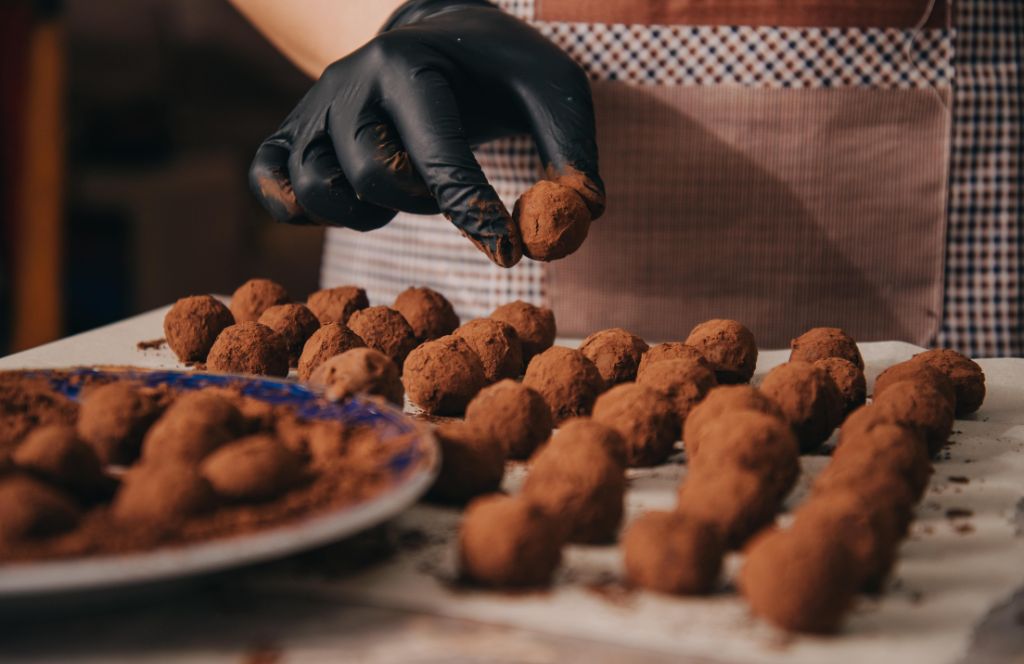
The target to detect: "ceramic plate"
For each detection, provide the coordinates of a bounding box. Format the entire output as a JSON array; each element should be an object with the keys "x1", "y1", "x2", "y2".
[{"x1": 0, "y1": 368, "x2": 438, "y2": 602}]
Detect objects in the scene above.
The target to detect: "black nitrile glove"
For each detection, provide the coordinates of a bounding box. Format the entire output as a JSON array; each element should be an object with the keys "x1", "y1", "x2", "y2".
[{"x1": 249, "y1": 0, "x2": 603, "y2": 268}]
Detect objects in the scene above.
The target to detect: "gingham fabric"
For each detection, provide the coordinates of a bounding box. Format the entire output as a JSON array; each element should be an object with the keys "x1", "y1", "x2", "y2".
[
  {"x1": 322, "y1": 0, "x2": 1022, "y2": 355},
  {"x1": 937, "y1": 0, "x2": 1023, "y2": 357}
]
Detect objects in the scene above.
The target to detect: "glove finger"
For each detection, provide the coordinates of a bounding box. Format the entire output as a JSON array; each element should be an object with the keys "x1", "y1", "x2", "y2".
[
  {"x1": 249, "y1": 136, "x2": 316, "y2": 225},
  {"x1": 329, "y1": 110, "x2": 439, "y2": 215},
  {"x1": 288, "y1": 131, "x2": 396, "y2": 231},
  {"x1": 515, "y1": 63, "x2": 605, "y2": 218},
  {"x1": 382, "y1": 67, "x2": 522, "y2": 267}
]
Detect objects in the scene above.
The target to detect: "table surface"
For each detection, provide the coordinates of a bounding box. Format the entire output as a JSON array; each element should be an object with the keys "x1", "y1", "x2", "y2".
[{"x1": 2, "y1": 307, "x2": 1023, "y2": 664}]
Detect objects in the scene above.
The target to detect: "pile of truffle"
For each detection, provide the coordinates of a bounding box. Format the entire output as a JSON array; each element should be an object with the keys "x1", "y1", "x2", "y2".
[{"x1": 0, "y1": 374, "x2": 400, "y2": 559}]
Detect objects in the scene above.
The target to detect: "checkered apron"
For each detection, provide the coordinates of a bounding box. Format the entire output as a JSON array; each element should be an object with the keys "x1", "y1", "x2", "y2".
[{"x1": 321, "y1": 0, "x2": 1023, "y2": 356}]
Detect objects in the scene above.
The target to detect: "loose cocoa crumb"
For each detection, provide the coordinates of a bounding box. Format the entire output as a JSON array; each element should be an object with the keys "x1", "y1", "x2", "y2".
[{"x1": 136, "y1": 338, "x2": 166, "y2": 351}]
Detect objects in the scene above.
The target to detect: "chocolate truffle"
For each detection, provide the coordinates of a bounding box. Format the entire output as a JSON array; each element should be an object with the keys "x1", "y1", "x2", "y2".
[
  {"x1": 592, "y1": 383, "x2": 678, "y2": 467},
  {"x1": 911, "y1": 348, "x2": 986, "y2": 416},
  {"x1": 789, "y1": 326, "x2": 864, "y2": 370},
  {"x1": 306, "y1": 285, "x2": 369, "y2": 325},
  {"x1": 739, "y1": 527, "x2": 862, "y2": 634},
  {"x1": 522, "y1": 427, "x2": 625, "y2": 543},
  {"x1": 873, "y1": 361, "x2": 956, "y2": 411},
  {"x1": 0, "y1": 474, "x2": 79, "y2": 543},
  {"x1": 812, "y1": 465, "x2": 917, "y2": 534},
  {"x1": 682, "y1": 385, "x2": 784, "y2": 460},
  {"x1": 346, "y1": 306, "x2": 417, "y2": 368},
  {"x1": 792, "y1": 490, "x2": 902, "y2": 592},
  {"x1": 309, "y1": 347, "x2": 404, "y2": 406},
  {"x1": 163, "y1": 295, "x2": 235, "y2": 363},
  {"x1": 393, "y1": 286, "x2": 460, "y2": 343},
  {"x1": 684, "y1": 319, "x2": 758, "y2": 384},
  {"x1": 490, "y1": 300, "x2": 556, "y2": 362},
  {"x1": 257, "y1": 303, "x2": 320, "y2": 366},
  {"x1": 230, "y1": 278, "x2": 289, "y2": 322},
  {"x1": 296, "y1": 322, "x2": 366, "y2": 382},
  {"x1": 142, "y1": 390, "x2": 244, "y2": 464},
  {"x1": 622, "y1": 510, "x2": 723, "y2": 595},
  {"x1": 579, "y1": 328, "x2": 650, "y2": 387},
  {"x1": 428, "y1": 421, "x2": 506, "y2": 504},
  {"x1": 814, "y1": 356, "x2": 866, "y2": 417},
  {"x1": 464, "y1": 380, "x2": 552, "y2": 459},
  {"x1": 459, "y1": 494, "x2": 563, "y2": 588},
  {"x1": 453, "y1": 318, "x2": 524, "y2": 382},
  {"x1": 676, "y1": 468, "x2": 777, "y2": 549},
  {"x1": 112, "y1": 462, "x2": 216, "y2": 524},
  {"x1": 201, "y1": 434, "x2": 303, "y2": 502},
  {"x1": 690, "y1": 410, "x2": 800, "y2": 502},
  {"x1": 832, "y1": 423, "x2": 932, "y2": 500},
  {"x1": 514, "y1": 180, "x2": 591, "y2": 261},
  {"x1": 207, "y1": 322, "x2": 289, "y2": 377},
  {"x1": 544, "y1": 417, "x2": 629, "y2": 468},
  {"x1": 77, "y1": 382, "x2": 161, "y2": 464},
  {"x1": 635, "y1": 357, "x2": 718, "y2": 427},
  {"x1": 870, "y1": 380, "x2": 955, "y2": 456},
  {"x1": 522, "y1": 346, "x2": 604, "y2": 424},
  {"x1": 759, "y1": 361, "x2": 844, "y2": 453},
  {"x1": 13, "y1": 425, "x2": 110, "y2": 498},
  {"x1": 636, "y1": 342, "x2": 710, "y2": 381},
  {"x1": 403, "y1": 335, "x2": 486, "y2": 415}
]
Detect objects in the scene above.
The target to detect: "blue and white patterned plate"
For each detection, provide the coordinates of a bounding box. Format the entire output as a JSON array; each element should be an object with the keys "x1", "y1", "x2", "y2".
[{"x1": 0, "y1": 368, "x2": 439, "y2": 602}]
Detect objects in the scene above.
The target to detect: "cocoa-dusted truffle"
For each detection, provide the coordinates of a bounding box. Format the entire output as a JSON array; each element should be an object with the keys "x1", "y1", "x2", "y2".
[
  {"x1": 200, "y1": 434, "x2": 303, "y2": 502},
  {"x1": 689, "y1": 410, "x2": 800, "y2": 502},
  {"x1": 297, "y1": 322, "x2": 365, "y2": 381},
  {"x1": 490, "y1": 300, "x2": 555, "y2": 362},
  {"x1": 230, "y1": 278, "x2": 289, "y2": 322},
  {"x1": 522, "y1": 346, "x2": 604, "y2": 424},
  {"x1": 622, "y1": 510, "x2": 723, "y2": 595},
  {"x1": 789, "y1": 326, "x2": 864, "y2": 370},
  {"x1": 163, "y1": 295, "x2": 235, "y2": 363},
  {"x1": 346, "y1": 306, "x2": 417, "y2": 368},
  {"x1": 258, "y1": 303, "x2": 320, "y2": 366},
  {"x1": 464, "y1": 380, "x2": 552, "y2": 459},
  {"x1": 393, "y1": 286, "x2": 460, "y2": 343},
  {"x1": 636, "y1": 342, "x2": 709, "y2": 380},
  {"x1": 870, "y1": 380, "x2": 954, "y2": 456},
  {"x1": 459, "y1": 494, "x2": 563, "y2": 588},
  {"x1": 142, "y1": 390, "x2": 243, "y2": 464},
  {"x1": 112, "y1": 462, "x2": 216, "y2": 524},
  {"x1": 309, "y1": 347, "x2": 403, "y2": 406},
  {"x1": 739, "y1": 527, "x2": 862, "y2": 634},
  {"x1": 812, "y1": 465, "x2": 917, "y2": 534},
  {"x1": 759, "y1": 361, "x2": 844, "y2": 452},
  {"x1": 77, "y1": 382, "x2": 161, "y2": 464},
  {"x1": 207, "y1": 322, "x2": 290, "y2": 377},
  {"x1": 676, "y1": 468, "x2": 777, "y2": 549},
  {"x1": 544, "y1": 417, "x2": 628, "y2": 467},
  {"x1": 592, "y1": 383, "x2": 677, "y2": 467},
  {"x1": 792, "y1": 490, "x2": 902, "y2": 592},
  {"x1": 13, "y1": 425, "x2": 111, "y2": 498},
  {"x1": 514, "y1": 180, "x2": 591, "y2": 261},
  {"x1": 839, "y1": 403, "x2": 923, "y2": 444},
  {"x1": 832, "y1": 423, "x2": 932, "y2": 500},
  {"x1": 0, "y1": 475, "x2": 79, "y2": 543},
  {"x1": 682, "y1": 385, "x2": 784, "y2": 460},
  {"x1": 306, "y1": 285, "x2": 368, "y2": 325},
  {"x1": 403, "y1": 335, "x2": 486, "y2": 415},
  {"x1": 911, "y1": 348, "x2": 986, "y2": 416},
  {"x1": 635, "y1": 357, "x2": 718, "y2": 427},
  {"x1": 814, "y1": 356, "x2": 866, "y2": 417},
  {"x1": 453, "y1": 318, "x2": 523, "y2": 382},
  {"x1": 684, "y1": 319, "x2": 757, "y2": 384},
  {"x1": 428, "y1": 421, "x2": 506, "y2": 504},
  {"x1": 522, "y1": 424, "x2": 625, "y2": 543},
  {"x1": 579, "y1": 328, "x2": 649, "y2": 387},
  {"x1": 873, "y1": 361, "x2": 956, "y2": 411}
]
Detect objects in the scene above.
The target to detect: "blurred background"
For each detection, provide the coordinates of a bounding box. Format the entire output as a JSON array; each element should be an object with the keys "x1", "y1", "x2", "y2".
[{"x1": 1, "y1": 0, "x2": 321, "y2": 355}]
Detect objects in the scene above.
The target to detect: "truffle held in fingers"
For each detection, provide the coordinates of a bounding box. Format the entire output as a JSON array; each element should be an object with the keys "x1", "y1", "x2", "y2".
[{"x1": 514, "y1": 180, "x2": 592, "y2": 261}]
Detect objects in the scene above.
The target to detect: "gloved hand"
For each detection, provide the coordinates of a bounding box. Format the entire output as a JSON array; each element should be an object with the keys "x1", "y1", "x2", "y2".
[{"x1": 249, "y1": 0, "x2": 603, "y2": 268}]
